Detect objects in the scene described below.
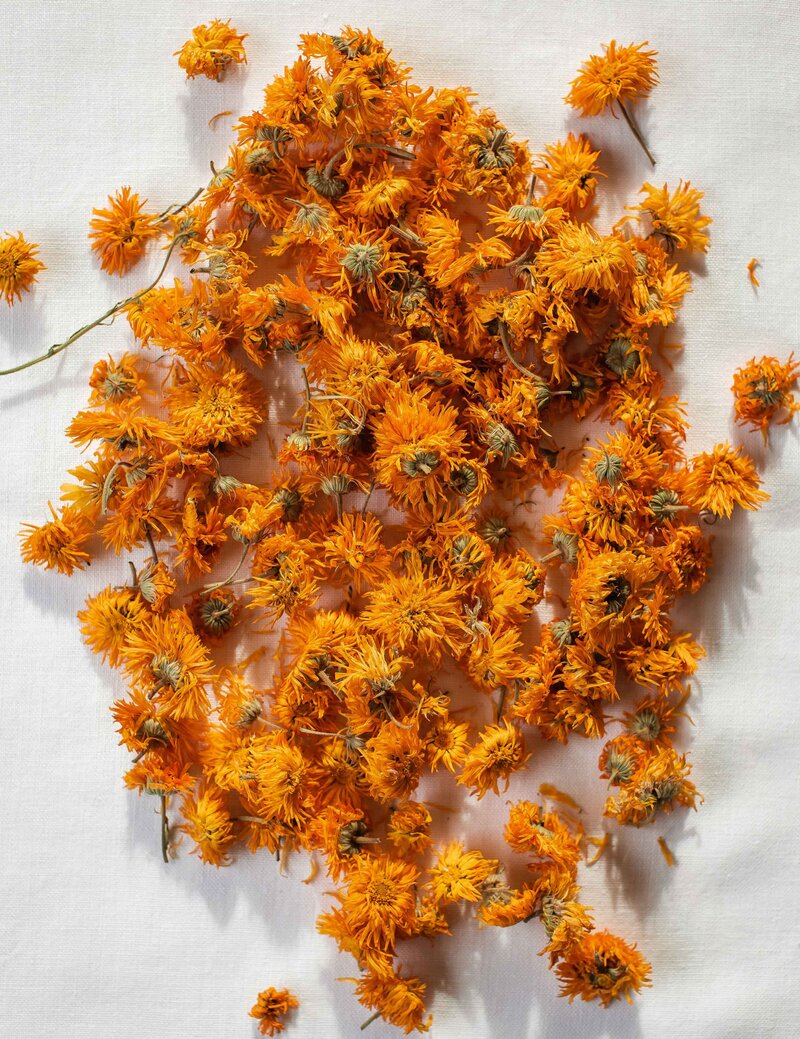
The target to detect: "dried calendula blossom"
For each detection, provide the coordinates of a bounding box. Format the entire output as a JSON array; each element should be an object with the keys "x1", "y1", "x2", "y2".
[
  {"x1": 176, "y1": 19, "x2": 248, "y2": 81},
  {"x1": 566, "y1": 40, "x2": 659, "y2": 165},
  {"x1": 89, "y1": 186, "x2": 160, "y2": 276},
  {"x1": 630, "y1": 180, "x2": 712, "y2": 253},
  {"x1": 249, "y1": 987, "x2": 298, "y2": 1036},
  {"x1": 19, "y1": 502, "x2": 93, "y2": 575},
  {"x1": 0, "y1": 230, "x2": 45, "y2": 305},
  {"x1": 732, "y1": 354, "x2": 799, "y2": 439},
  {"x1": 10, "y1": 22, "x2": 776, "y2": 1033},
  {"x1": 556, "y1": 930, "x2": 652, "y2": 1006}
]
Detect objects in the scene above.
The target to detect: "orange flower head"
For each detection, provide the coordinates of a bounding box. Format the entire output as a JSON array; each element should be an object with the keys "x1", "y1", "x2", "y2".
[
  {"x1": 504, "y1": 801, "x2": 581, "y2": 871},
  {"x1": 176, "y1": 20, "x2": 248, "y2": 81},
  {"x1": 255, "y1": 736, "x2": 310, "y2": 826},
  {"x1": 632, "y1": 181, "x2": 711, "y2": 254},
  {"x1": 19, "y1": 503, "x2": 93, "y2": 575},
  {"x1": 427, "y1": 841, "x2": 498, "y2": 904},
  {"x1": 732, "y1": 354, "x2": 799, "y2": 439},
  {"x1": 88, "y1": 353, "x2": 145, "y2": 405},
  {"x1": 0, "y1": 231, "x2": 45, "y2": 305},
  {"x1": 478, "y1": 882, "x2": 540, "y2": 928},
  {"x1": 339, "y1": 854, "x2": 419, "y2": 953},
  {"x1": 78, "y1": 585, "x2": 148, "y2": 667},
  {"x1": 354, "y1": 971, "x2": 431, "y2": 1035},
  {"x1": 362, "y1": 725, "x2": 426, "y2": 803},
  {"x1": 536, "y1": 872, "x2": 594, "y2": 962},
  {"x1": 321, "y1": 511, "x2": 391, "y2": 592},
  {"x1": 372, "y1": 388, "x2": 467, "y2": 506},
  {"x1": 457, "y1": 721, "x2": 529, "y2": 799},
  {"x1": 249, "y1": 987, "x2": 298, "y2": 1037},
  {"x1": 683, "y1": 442, "x2": 768, "y2": 519},
  {"x1": 556, "y1": 930, "x2": 652, "y2": 1006},
  {"x1": 121, "y1": 609, "x2": 214, "y2": 720},
  {"x1": 604, "y1": 745, "x2": 700, "y2": 826},
  {"x1": 387, "y1": 801, "x2": 433, "y2": 856},
  {"x1": 539, "y1": 223, "x2": 636, "y2": 297},
  {"x1": 180, "y1": 787, "x2": 236, "y2": 866},
  {"x1": 361, "y1": 553, "x2": 464, "y2": 662},
  {"x1": 89, "y1": 186, "x2": 160, "y2": 276},
  {"x1": 566, "y1": 41, "x2": 659, "y2": 116},
  {"x1": 533, "y1": 134, "x2": 605, "y2": 212},
  {"x1": 166, "y1": 359, "x2": 267, "y2": 450}
]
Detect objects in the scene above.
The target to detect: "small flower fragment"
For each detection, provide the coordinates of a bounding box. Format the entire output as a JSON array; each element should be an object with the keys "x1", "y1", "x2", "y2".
[
  {"x1": 747, "y1": 257, "x2": 760, "y2": 288},
  {"x1": 176, "y1": 19, "x2": 248, "y2": 81},
  {"x1": 0, "y1": 231, "x2": 45, "y2": 305},
  {"x1": 249, "y1": 987, "x2": 298, "y2": 1036},
  {"x1": 89, "y1": 186, "x2": 160, "y2": 276}
]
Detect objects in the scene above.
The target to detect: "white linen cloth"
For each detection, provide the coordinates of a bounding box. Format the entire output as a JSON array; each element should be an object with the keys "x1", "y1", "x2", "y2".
[{"x1": 1, "y1": 2, "x2": 799, "y2": 1037}]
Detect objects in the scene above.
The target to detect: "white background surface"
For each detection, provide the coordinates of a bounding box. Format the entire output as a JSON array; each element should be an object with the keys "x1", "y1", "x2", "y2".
[{"x1": 2, "y1": 2, "x2": 800, "y2": 1037}]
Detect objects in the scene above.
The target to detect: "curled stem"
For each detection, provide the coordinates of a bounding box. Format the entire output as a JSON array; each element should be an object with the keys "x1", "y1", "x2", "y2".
[
  {"x1": 498, "y1": 320, "x2": 538, "y2": 381},
  {"x1": 157, "y1": 185, "x2": 204, "y2": 222},
  {"x1": 1, "y1": 232, "x2": 188, "y2": 377},
  {"x1": 324, "y1": 140, "x2": 416, "y2": 179},
  {"x1": 381, "y1": 696, "x2": 415, "y2": 730},
  {"x1": 204, "y1": 543, "x2": 251, "y2": 592}
]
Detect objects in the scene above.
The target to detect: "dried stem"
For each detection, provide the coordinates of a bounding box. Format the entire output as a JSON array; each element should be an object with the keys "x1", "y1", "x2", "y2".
[
  {"x1": 498, "y1": 320, "x2": 538, "y2": 380},
  {"x1": 1, "y1": 232, "x2": 188, "y2": 377},
  {"x1": 353, "y1": 142, "x2": 416, "y2": 161},
  {"x1": 617, "y1": 101, "x2": 656, "y2": 167},
  {"x1": 160, "y1": 794, "x2": 170, "y2": 864},
  {"x1": 298, "y1": 363, "x2": 313, "y2": 433},
  {"x1": 145, "y1": 525, "x2": 159, "y2": 563},
  {"x1": 157, "y1": 185, "x2": 204, "y2": 222},
  {"x1": 496, "y1": 685, "x2": 507, "y2": 723},
  {"x1": 360, "y1": 479, "x2": 377, "y2": 517},
  {"x1": 204, "y1": 543, "x2": 251, "y2": 592}
]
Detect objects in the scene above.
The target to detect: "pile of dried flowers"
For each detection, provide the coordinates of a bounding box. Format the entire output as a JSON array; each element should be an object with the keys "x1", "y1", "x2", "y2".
[{"x1": 8, "y1": 24, "x2": 791, "y2": 1034}]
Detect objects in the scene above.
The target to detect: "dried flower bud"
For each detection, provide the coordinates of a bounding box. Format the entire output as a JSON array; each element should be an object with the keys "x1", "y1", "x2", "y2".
[
  {"x1": 595, "y1": 450, "x2": 624, "y2": 487},
  {"x1": 605, "y1": 336, "x2": 640, "y2": 378},
  {"x1": 552, "y1": 530, "x2": 578, "y2": 564},
  {"x1": 305, "y1": 166, "x2": 347, "y2": 198},
  {"x1": 341, "y1": 243, "x2": 383, "y2": 282}
]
